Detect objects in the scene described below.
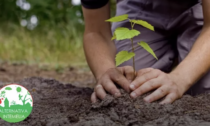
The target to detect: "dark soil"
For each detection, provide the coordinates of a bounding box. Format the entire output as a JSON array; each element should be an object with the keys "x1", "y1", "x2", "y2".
[{"x1": 1, "y1": 77, "x2": 210, "y2": 126}]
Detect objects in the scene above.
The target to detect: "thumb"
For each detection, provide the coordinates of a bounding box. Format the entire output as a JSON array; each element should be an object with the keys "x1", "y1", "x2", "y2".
[{"x1": 118, "y1": 66, "x2": 135, "y2": 83}]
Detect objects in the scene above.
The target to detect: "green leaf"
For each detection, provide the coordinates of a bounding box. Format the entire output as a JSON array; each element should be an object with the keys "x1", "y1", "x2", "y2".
[
  {"x1": 115, "y1": 27, "x2": 140, "y2": 40},
  {"x1": 130, "y1": 20, "x2": 154, "y2": 31},
  {"x1": 111, "y1": 33, "x2": 116, "y2": 40},
  {"x1": 115, "y1": 51, "x2": 135, "y2": 66},
  {"x1": 106, "y1": 14, "x2": 128, "y2": 22},
  {"x1": 138, "y1": 41, "x2": 158, "y2": 60},
  {"x1": 27, "y1": 91, "x2": 31, "y2": 95},
  {"x1": 5, "y1": 87, "x2": 12, "y2": 90}
]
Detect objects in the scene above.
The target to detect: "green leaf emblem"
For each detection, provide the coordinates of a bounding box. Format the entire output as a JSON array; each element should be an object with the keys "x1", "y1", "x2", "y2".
[
  {"x1": 115, "y1": 51, "x2": 135, "y2": 66},
  {"x1": 1, "y1": 90, "x2": 5, "y2": 94},
  {"x1": 138, "y1": 41, "x2": 158, "y2": 60},
  {"x1": 5, "y1": 87, "x2": 12, "y2": 90}
]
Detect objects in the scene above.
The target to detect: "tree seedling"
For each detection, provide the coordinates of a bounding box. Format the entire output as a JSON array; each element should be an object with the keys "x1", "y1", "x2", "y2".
[{"x1": 106, "y1": 14, "x2": 158, "y2": 74}]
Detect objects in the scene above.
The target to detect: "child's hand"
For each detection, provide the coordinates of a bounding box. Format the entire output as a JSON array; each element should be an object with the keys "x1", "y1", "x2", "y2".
[
  {"x1": 91, "y1": 66, "x2": 135, "y2": 103},
  {"x1": 129, "y1": 68, "x2": 185, "y2": 104}
]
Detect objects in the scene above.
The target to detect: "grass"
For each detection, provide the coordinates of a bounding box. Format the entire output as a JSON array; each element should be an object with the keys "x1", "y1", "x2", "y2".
[{"x1": 0, "y1": 23, "x2": 87, "y2": 68}]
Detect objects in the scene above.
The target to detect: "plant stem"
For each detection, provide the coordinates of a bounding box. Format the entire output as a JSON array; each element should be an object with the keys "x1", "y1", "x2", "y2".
[
  {"x1": 130, "y1": 38, "x2": 136, "y2": 75},
  {"x1": 129, "y1": 20, "x2": 136, "y2": 76},
  {"x1": 129, "y1": 19, "x2": 136, "y2": 29}
]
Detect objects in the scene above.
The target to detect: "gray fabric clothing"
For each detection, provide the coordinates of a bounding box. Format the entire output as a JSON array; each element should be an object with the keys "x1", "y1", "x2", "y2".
[{"x1": 112, "y1": 0, "x2": 207, "y2": 95}]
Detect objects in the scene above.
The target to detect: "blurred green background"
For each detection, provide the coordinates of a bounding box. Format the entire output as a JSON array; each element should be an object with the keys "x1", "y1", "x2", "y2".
[{"x1": 0, "y1": 0, "x2": 115, "y2": 68}]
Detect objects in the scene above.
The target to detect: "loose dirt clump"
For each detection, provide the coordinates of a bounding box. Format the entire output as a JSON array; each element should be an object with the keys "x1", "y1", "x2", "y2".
[{"x1": 1, "y1": 77, "x2": 210, "y2": 126}]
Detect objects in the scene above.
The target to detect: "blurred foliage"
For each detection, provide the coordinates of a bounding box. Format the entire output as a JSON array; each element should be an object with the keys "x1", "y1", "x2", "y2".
[
  {"x1": 0, "y1": 0, "x2": 85, "y2": 67},
  {"x1": 0, "y1": 0, "x2": 83, "y2": 31},
  {"x1": 0, "y1": 23, "x2": 86, "y2": 67},
  {"x1": 0, "y1": 0, "x2": 116, "y2": 68},
  {"x1": 0, "y1": 0, "x2": 116, "y2": 31}
]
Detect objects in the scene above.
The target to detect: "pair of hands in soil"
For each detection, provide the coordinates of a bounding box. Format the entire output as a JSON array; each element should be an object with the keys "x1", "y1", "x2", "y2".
[{"x1": 91, "y1": 66, "x2": 185, "y2": 104}]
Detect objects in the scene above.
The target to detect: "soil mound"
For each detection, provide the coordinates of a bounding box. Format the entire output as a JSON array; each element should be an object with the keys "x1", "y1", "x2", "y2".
[{"x1": 1, "y1": 77, "x2": 210, "y2": 126}]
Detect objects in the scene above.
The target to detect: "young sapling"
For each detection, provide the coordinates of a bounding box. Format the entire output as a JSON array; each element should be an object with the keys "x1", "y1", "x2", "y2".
[{"x1": 106, "y1": 14, "x2": 158, "y2": 75}]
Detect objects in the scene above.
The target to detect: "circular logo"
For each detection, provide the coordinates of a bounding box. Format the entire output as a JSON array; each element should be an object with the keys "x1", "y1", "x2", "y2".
[{"x1": 0, "y1": 84, "x2": 33, "y2": 123}]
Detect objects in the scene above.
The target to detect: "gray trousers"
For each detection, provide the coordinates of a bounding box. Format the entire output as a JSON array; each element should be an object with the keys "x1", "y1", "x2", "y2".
[{"x1": 112, "y1": 0, "x2": 207, "y2": 95}]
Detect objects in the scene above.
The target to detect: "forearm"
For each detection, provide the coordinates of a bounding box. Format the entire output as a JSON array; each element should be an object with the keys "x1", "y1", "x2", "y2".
[
  {"x1": 84, "y1": 33, "x2": 116, "y2": 80},
  {"x1": 170, "y1": 26, "x2": 210, "y2": 92},
  {"x1": 82, "y1": 3, "x2": 115, "y2": 80}
]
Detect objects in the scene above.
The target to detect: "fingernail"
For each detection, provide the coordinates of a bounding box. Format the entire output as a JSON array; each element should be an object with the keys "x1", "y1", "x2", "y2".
[
  {"x1": 130, "y1": 84, "x2": 135, "y2": 90},
  {"x1": 114, "y1": 92, "x2": 121, "y2": 97},
  {"x1": 160, "y1": 102, "x2": 164, "y2": 105},
  {"x1": 144, "y1": 97, "x2": 150, "y2": 103},
  {"x1": 92, "y1": 99, "x2": 97, "y2": 103},
  {"x1": 96, "y1": 84, "x2": 102, "y2": 89},
  {"x1": 131, "y1": 92, "x2": 137, "y2": 98},
  {"x1": 160, "y1": 101, "x2": 166, "y2": 105}
]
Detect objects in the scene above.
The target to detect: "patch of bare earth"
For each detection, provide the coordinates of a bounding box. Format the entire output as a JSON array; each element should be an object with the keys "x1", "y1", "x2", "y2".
[
  {"x1": 0, "y1": 63, "x2": 95, "y2": 88},
  {"x1": 0, "y1": 77, "x2": 210, "y2": 126}
]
